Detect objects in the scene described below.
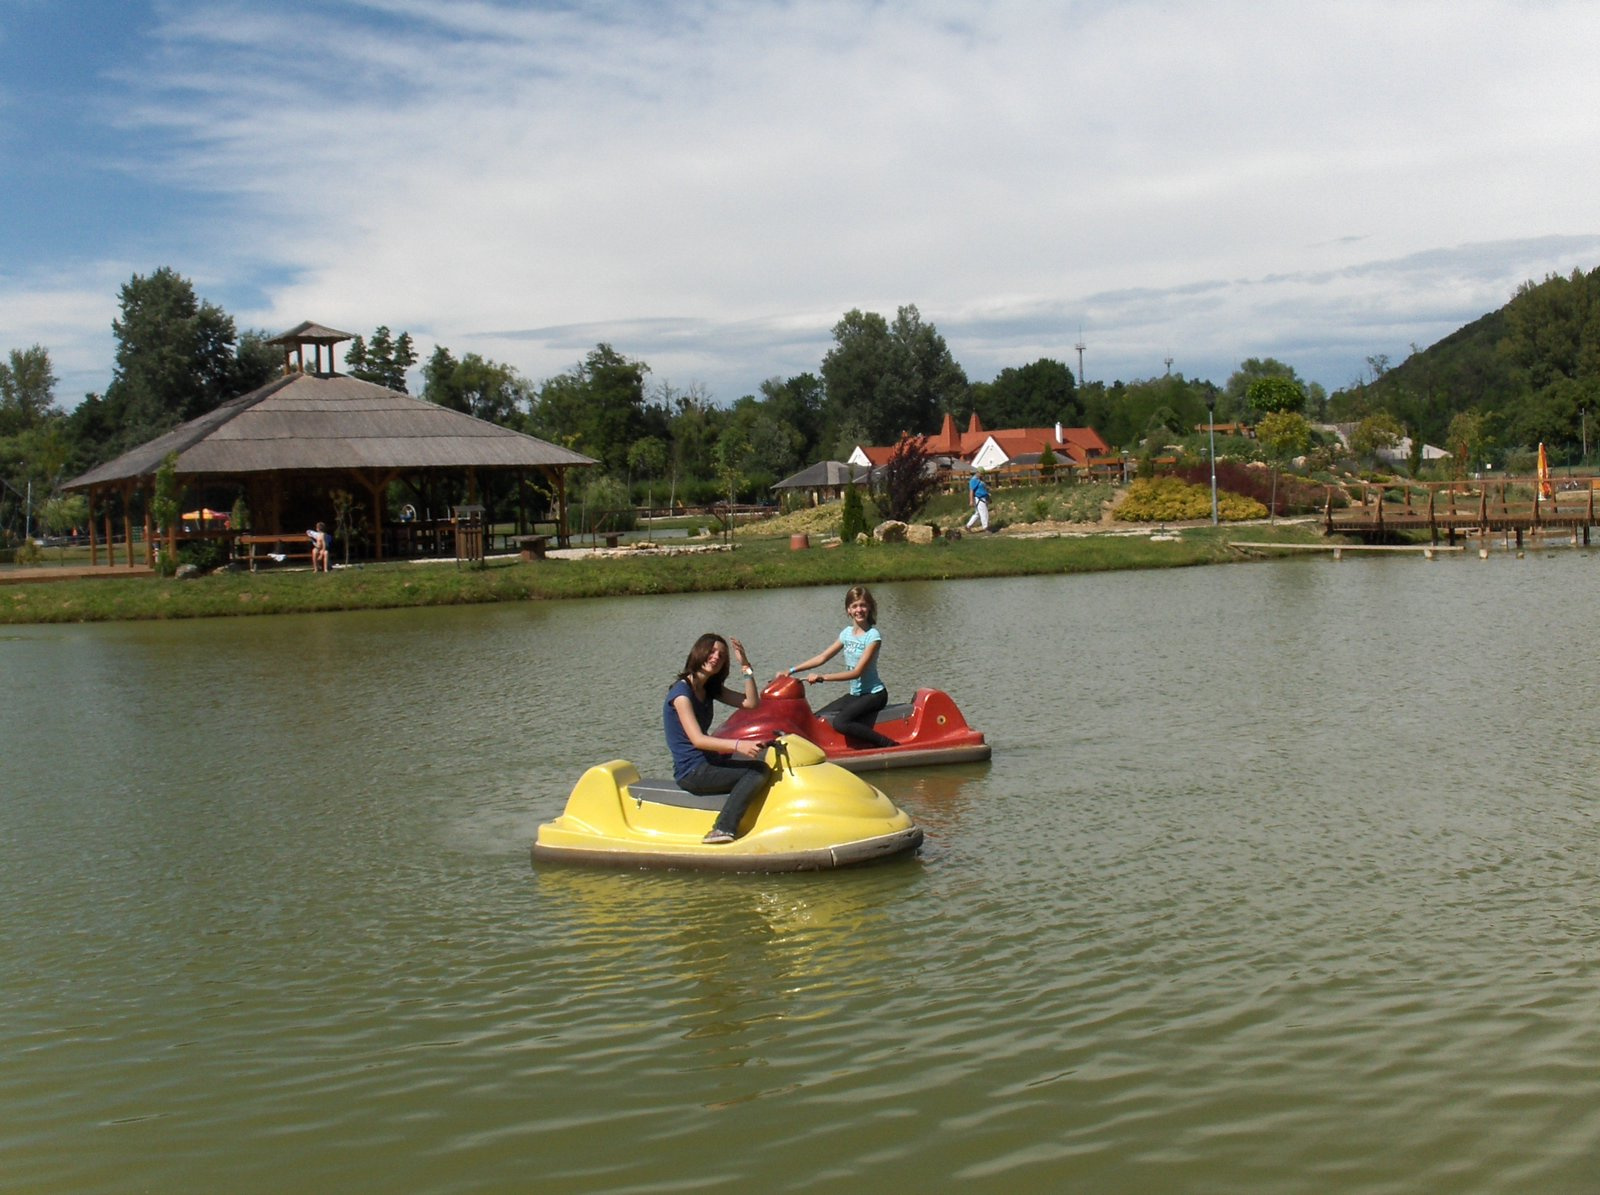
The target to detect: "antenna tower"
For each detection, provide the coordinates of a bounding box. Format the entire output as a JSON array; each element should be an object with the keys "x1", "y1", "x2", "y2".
[
  {"x1": 1074, "y1": 329, "x2": 1086, "y2": 386},
  {"x1": 1163, "y1": 355, "x2": 1173, "y2": 376}
]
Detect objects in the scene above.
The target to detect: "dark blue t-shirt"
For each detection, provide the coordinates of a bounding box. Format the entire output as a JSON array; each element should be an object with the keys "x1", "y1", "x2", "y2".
[{"x1": 664, "y1": 678, "x2": 717, "y2": 780}]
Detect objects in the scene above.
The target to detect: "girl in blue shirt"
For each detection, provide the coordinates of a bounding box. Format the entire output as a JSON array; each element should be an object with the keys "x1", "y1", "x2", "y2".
[
  {"x1": 664, "y1": 632, "x2": 769, "y2": 844},
  {"x1": 784, "y1": 586, "x2": 895, "y2": 748}
]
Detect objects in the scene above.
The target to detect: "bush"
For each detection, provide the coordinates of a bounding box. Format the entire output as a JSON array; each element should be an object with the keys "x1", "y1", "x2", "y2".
[
  {"x1": 839, "y1": 483, "x2": 870, "y2": 542},
  {"x1": 987, "y1": 482, "x2": 1114, "y2": 526},
  {"x1": 1114, "y1": 476, "x2": 1267, "y2": 522},
  {"x1": 178, "y1": 539, "x2": 227, "y2": 571},
  {"x1": 1171, "y1": 459, "x2": 1336, "y2": 516},
  {"x1": 575, "y1": 474, "x2": 637, "y2": 533}
]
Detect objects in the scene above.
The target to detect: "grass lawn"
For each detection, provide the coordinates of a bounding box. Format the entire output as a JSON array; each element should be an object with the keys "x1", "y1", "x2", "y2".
[{"x1": 0, "y1": 517, "x2": 1326, "y2": 624}]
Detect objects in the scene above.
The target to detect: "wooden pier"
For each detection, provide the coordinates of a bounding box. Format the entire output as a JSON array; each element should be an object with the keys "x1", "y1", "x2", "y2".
[{"x1": 1324, "y1": 477, "x2": 1599, "y2": 547}]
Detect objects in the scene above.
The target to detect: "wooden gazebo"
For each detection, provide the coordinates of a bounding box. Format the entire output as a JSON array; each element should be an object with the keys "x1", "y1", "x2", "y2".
[{"x1": 65, "y1": 321, "x2": 597, "y2": 566}]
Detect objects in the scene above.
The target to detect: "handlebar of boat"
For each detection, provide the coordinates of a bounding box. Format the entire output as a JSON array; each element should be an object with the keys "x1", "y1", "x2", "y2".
[{"x1": 761, "y1": 736, "x2": 795, "y2": 777}]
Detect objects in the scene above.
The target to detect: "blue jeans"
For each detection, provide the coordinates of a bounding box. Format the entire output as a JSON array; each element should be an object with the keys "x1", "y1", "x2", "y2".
[{"x1": 677, "y1": 757, "x2": 771, "y2": 836}]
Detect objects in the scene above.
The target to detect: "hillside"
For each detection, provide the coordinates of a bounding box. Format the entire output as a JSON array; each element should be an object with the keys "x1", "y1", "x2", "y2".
[{"x1": 1327, "y1": 264, "x2": 1598, "y2": 462}]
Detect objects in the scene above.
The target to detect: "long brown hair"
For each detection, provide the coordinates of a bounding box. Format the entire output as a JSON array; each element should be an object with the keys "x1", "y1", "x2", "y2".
[
  {"x1": 845, "y1": 585, "x2": 878, "y2": 628},
  {"x1": 676, "y1": 632, "x2": 730, "y2": 690}
]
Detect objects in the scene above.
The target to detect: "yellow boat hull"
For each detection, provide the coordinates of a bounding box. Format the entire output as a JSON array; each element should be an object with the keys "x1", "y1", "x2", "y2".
[{"x1": 532, "y1": 735, "x2": 923, "y2": 872}]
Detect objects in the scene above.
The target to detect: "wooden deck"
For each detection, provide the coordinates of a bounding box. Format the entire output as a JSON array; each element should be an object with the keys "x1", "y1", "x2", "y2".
[{"x1": 1325, "y1": 478, "x2": 1599, "y2": 545}]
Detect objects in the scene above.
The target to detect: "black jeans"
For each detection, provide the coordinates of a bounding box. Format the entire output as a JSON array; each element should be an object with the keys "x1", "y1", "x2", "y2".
[
  {"x1": 819, "y1": 689, "x2": 894, "y2": 747},
  {"x1": 678, "y1": 757, "x2": 772, "y2": 836}
]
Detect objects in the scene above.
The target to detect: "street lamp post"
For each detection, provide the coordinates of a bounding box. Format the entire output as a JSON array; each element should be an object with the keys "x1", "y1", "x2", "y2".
[{"x1": 1206, "y1": 395, "x2": 1218, "y2": 525}]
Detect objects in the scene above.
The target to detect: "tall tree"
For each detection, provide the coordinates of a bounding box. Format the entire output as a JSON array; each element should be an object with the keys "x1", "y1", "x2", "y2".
[
  {"x1": 0, "y1": 345, "x2": 57, "y2": 435},
  {"x1": 1225, "y1": 357, "x2": 1304, "y2": 419},
  {"x1": 99, "y1": 268, "x2": 268, "y2": 456},
  {"x1": 757, "y1": 373, "x2": 826, "y2": 461},
  {"x1": 345, "y1": 325, "x2": 418, "y2": 392},
  {"x1": 1245, "y1": 375, "x2": 1305, "y2": 417},
  {"x1": 821, "y1": 304, "x2": 967, "y2": 447},
  {"x1": 1256, "y1": 410, "x2": 1313, "y2": 519},
  {"x1": 421, "y1": 346, "x2": 530, "y2": 425},
  {"x1": 528, "y1": 344, "x2": 651, "y2": 473},
  {"x1": 976, "y1": 358, "x2": 1079, "y2": 428}
]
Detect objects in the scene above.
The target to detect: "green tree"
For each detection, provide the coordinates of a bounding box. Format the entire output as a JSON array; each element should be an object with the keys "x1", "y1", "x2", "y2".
[
  {"x1": 1446, "y1": 410, "x2": 1492, "y2": 478},
  {"x1": 1246, "y1": 375, "x2": 1305, "y2": 417},
  {"x1": 0, "y1": 346, "x2": 58, "y2": 435},
  {"x1": 1223, "y1": 357, "x2": 1303, "y2": 417},
  {"x1": 1256, "y1": 410, "x2": 1312, "y2": 520},
  {"x1": 529, "y1": 344, "x2": 651, "y2": 473},
  {"x1": 1350, "y1": 412, "x2": 1406, "y2": 469},
  {"x1": 976, "y1": 358, "x2": 1079, "y2": 428},
  {"x1": 661, "y1": 383, "x2": 722, "y2": 502},
  {"x1": 839, "y1": 482, "x2": 869, "y2": 543},
  {"x1": 757, "y1": 373, "x2": 826, "y2": 461},
  {"x1": 98, "y1": 268, "x2": 271, "y2": 458},
  {"x1": 422, "y1": 346, "x2": 530, "y2": 424},
  {"x1": 345, "y1": 326, "x2": 418, "y2": 391},
  {"x1": 821, "y1": 304, "x2": 968, "y2": 448},
  {"x1": 719, "y1": 394, "x2": 803, "y2": 483}
]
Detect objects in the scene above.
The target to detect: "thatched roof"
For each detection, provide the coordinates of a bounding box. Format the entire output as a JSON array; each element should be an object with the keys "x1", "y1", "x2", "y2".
[
  {"x1": 67, "y1": 371, "x2": 596, "y2": 489},
  {"x1": 772, "y1": 460, "x2": 873, "y2": 490},
  {"x1": 267, "y1": 321, "x2": 356, "y2": 346}
]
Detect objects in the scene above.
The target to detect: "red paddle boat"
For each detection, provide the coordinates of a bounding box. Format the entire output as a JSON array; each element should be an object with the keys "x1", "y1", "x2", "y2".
[{"x1": 713, "y1": 675, "x2": 990, "y2": 772}]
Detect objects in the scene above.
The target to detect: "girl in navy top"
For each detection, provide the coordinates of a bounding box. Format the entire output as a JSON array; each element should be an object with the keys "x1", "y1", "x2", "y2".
[
  {"x1": 664, "y1": 632, "x2": 769, "y2": 844},
  {"x1": 783, "y1": 586, "x2": 895, "y2": 748}
]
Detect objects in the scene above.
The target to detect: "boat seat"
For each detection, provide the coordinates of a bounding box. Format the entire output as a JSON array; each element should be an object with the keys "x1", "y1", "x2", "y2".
[{"x1": 626, "y1": 777, "x2": 728, "y2": 811}]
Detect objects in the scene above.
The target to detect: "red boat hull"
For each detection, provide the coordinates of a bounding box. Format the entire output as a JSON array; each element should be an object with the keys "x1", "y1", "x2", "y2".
[{"x1": 714, "y1": 677, "x2": 990, "y2": 772}]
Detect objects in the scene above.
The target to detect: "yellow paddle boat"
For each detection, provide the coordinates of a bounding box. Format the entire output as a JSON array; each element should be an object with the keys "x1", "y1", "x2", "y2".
[{"x1": 532, "y1": 735, "x2": 923, "y2": 872}]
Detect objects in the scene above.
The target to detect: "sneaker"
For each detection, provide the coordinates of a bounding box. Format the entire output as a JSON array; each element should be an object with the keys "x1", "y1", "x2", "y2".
[{"x1": 702, "y1": 829, "x2": 735, "y2": 844}]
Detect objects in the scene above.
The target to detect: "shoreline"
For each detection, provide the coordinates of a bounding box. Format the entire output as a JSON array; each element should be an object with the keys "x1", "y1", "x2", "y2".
[{"x1": 0, "y1": 520, "x2": 1329, "y2": 625}]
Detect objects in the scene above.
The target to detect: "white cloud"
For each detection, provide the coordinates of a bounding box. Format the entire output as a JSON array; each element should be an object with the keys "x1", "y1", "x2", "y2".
[{"x1": 3, "y1": 0, "x2": 1599, "y2": 408}]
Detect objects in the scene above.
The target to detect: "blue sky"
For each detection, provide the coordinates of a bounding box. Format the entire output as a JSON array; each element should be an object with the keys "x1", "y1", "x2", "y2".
[{"x1": 4, "y1": 0, "x2": 1600, "y2": 411}]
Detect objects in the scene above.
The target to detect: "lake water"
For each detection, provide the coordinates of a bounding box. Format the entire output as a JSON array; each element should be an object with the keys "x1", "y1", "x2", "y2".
[{"x1": 4, "y1": 551, "x2": 1600, "y2": 1193}]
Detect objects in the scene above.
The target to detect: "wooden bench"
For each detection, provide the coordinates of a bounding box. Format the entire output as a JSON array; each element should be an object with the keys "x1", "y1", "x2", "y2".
[
  {"x1": 508, "y1": 534, "x2": 550, "y2": 561},
  {"x1": 236, "y1": 533, "x2": 315, "y2": 571}
]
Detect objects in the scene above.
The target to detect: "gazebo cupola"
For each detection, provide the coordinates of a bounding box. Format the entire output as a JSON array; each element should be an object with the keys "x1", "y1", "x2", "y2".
[{"x1": 268, "y1": 320, "x2": 356, "y2": 377}]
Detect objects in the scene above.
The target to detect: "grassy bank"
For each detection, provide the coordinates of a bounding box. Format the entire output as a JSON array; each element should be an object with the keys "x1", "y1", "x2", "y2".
[{"x1": 0, "y1": 522, "x2": 1326, "y2": 624}]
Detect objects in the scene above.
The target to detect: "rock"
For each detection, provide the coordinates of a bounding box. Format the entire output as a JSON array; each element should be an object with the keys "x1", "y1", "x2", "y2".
[
  {"x1": 905, "y1": 523, "x2": 938, "y2": 544},
  {"x1": 873, "y1": 520, "x2": 908, "y2": 543}
]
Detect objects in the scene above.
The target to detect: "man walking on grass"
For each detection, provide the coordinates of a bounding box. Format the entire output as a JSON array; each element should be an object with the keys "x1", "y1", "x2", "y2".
[{"x1": 965, "y1": 468, "x2": 992, "y2": 533}]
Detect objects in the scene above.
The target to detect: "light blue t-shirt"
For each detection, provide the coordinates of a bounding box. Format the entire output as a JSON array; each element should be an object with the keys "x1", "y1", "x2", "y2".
[
  {"x1": 840, "y1": 625, "x2": 884, "y2": 697},
  {"x1": 968, "y1": 473, "x2": 990, "y2": 502}
]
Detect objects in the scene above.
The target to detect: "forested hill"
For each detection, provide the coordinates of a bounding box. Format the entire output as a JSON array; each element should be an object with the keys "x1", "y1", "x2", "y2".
[{"x1": 1328, "y1": 265, "x2": 1599, "y2": 462}]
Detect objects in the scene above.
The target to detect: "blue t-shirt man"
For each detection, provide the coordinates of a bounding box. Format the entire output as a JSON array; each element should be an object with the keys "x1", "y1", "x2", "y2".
[{"x1": 966, "y1": 470, "x2": 991, "y2": 530}]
